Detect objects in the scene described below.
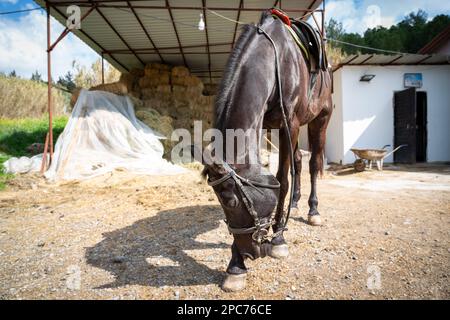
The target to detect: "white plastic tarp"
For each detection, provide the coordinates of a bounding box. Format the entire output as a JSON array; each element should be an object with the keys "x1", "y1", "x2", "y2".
[{"x1": 4, "y1": 90, "x2": 186, "y2": 180}]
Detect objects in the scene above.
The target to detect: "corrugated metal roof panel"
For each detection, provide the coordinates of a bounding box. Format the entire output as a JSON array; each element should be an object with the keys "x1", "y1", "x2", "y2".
[
  {"x1": 335, "y1": 53, "x2": 450, "y2": 71},
  {"x1": 35, "y1": 0, "x2": 325, "y2": 77}
]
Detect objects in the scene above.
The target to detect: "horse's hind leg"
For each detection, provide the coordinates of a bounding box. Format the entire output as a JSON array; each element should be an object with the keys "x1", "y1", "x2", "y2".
[
  {"x1": 307, "y1": 111, "x2": 331, "y2": 226},
  {"x1": 291, "y1": 144, "x2": 302, "y2": 214}
]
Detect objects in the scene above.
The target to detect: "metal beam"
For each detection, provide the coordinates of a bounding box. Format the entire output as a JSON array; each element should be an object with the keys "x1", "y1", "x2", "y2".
[
  {"x1": 202, "y1": 0, "x2": 212, "y2": 83},
  {"x1": 46, "y1": 1, "x2": 53, "y2": 168},
  {"x1": 166, "y1": 0, "x2": 188, "y2": 68},
  {"x1": 126, "y1": 0, "x2": 164, "y2": 63},
  {"x1": 333, "y1": 55, "x2": 359, "y2": 72},
  {"x1": 92, "y1": 2, "x2": 145, "y2": 66},
  {"x1": 48, "y1": 5, "x2": 95, "y2": 52},
  {"x1": 415, "y1": 55, "x2": 433, "y2": 64},
  {"x1": 231, "y1": 0, "x2": 243, "y2": 49},
  {"x1": 383, "y1": 55, "x2": 403, "y2": 65},
  {"x1": 49, "y1": 2, "x2": 323, "y2": 13},
  {"x1": 50, "y1": 4, "x2": 129, "y2": 72},
  {"x1": 104, "y1": 42, "x2": 233, "y2": 54},
  {"x1": 359, "y1": 55, "x2": 374, "y2": 64}
]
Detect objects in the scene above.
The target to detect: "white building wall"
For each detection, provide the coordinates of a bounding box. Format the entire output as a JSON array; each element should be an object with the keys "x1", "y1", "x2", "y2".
[
  {"x1": 331, "y1": 65, "x2": 450, "y2": 164},
  {"x1": 325, "y1": 68, "x2": 344, "y2": 163},
  {"x1": 299, "y1": 69, "x2": 344, "y2": 163}
]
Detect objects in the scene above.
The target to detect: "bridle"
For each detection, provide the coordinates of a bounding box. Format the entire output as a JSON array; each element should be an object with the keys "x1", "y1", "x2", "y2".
[
  {"x1": 207, "y1": 161, "x2": 281, "y2": 244},
  {"x1": 206, "y1": 18, "x2": 296, "y2": 245}
]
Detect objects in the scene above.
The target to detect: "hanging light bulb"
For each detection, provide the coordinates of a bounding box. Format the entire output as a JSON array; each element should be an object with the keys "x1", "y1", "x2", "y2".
[{"x1": 198, "y1": 13, "x2": 205, "y2": 31}]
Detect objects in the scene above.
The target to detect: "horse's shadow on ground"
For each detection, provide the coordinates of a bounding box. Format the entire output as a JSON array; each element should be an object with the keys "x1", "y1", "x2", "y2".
[{"x1": 85, "y1": 205, "x2": 229, "y2": 289}]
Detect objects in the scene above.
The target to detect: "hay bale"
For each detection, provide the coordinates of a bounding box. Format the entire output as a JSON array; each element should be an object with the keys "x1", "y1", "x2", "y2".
[
  {"x1": 130, "y1": 68, "x2": 144, "y2": 78},
  {"x1": 158, "y1": 72, "x2": 170, "y2": 85},
  {"x1": 171, "y1": 66, "x2": 190, "y2": 77},
  {"x1": 70, "y1": 87, "x2": 82, "y2": 108},
  {"x1": 90, "y1": 82, "x2": 128, "y2": 95},
  {"x1": 119, "y1": 73, "x2": 135, "y2": 92},
  {"x1": 144, "y1": 68, "x2": 159, "y2": 78},
  {"x1": 141, "y1": 87, "x2": 158, "y2": 99},
  {"x1": 171, "y1": 76, "x2": 186, "y2": 86},
  {"x1": 185, "y1": 75, "x2": 202, "y2": 87},
  {"x1": 157, "y1": 84, "x2": 171, "y2": 94},
  {"x1": 139, "y1": 76, "x2": 156, "y2": 88},
  {"x1": 135, "y1": 108, "x2": 174, "y2": 152}
]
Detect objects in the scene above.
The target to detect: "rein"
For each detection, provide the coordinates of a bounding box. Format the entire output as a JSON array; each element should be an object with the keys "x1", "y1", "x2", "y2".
[{"x1": 206, "y1": 20, "x2": 296, "y2": 245}]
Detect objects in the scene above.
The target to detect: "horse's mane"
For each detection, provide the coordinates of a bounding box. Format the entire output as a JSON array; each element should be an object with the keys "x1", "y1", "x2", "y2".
[
  {"x1": 213, "y1": 24, "x2": 255, "y2": 126},
  {"x1": 214, "y1": 11, "x2": 273, "y2": 129}
]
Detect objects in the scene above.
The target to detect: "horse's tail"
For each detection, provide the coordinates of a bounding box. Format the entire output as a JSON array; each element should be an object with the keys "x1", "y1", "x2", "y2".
[{"x1": 307, "y1": 124, "x2": 324, "y2": 177}]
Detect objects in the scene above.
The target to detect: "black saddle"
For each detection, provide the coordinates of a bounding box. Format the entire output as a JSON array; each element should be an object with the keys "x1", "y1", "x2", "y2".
[{"x1": 290, "y1": 19, "x2": 328, "y2": 73}]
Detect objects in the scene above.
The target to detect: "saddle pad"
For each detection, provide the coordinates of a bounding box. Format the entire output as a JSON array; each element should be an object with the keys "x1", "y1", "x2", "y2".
[{"x1": 290, "y1": 19, "x2": 328, "y2": 72}]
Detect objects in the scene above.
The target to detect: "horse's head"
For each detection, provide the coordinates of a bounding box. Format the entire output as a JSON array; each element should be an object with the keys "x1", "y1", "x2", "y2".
[{"x1": 195, "y1": 147, "x2": 280, "y2": 260}]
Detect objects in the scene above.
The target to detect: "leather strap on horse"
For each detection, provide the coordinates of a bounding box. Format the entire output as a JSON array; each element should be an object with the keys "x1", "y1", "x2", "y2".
[
  {"x1": 256, "y1": 25, "x2": 296, "y2": 233},
  {"x1": 207, "y1": 161, "x2": 281, "y2": 243}
]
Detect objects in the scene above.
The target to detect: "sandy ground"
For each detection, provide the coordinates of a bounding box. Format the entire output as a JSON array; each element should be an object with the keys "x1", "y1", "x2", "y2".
[{"x1": 0, "y1": 161, "x2": 449, "y2": 300}]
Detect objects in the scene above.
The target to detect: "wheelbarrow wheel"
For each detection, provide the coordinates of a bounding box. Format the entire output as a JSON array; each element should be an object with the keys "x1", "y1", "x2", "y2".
[{"x1": 354, "y1": 159, "x2": 366, "y2": 172}]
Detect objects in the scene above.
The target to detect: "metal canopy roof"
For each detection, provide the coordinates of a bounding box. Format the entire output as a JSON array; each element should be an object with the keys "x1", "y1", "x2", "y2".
[
  {"x1": 334, "y1": 53, "x2": 450, "y2": 71},
  {"x1": 35, "y1": 0, "x2": 324, "y2": 83}
]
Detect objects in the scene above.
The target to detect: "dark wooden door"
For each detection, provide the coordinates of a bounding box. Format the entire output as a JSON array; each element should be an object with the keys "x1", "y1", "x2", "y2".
[{"x1": 394, "y1": 88, "x2": 416, "y2": 164}]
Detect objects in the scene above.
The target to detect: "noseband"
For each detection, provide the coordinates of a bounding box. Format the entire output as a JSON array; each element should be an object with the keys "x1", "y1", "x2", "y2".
[
  {"x1": 206, "y1": 20, "x2": 296, "y2": 245},
  {"x1": 207, "y1": 161, "x2": 282, "y2": 244}
]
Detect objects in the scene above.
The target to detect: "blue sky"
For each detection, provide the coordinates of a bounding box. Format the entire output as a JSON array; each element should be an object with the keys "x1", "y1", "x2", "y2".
[{"x1": 1, "y1": 0, "x2": 449, "y2": 79}]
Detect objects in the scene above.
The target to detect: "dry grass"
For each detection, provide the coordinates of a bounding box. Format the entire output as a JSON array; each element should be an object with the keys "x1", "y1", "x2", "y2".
[{"x1": 0, "y1": 75, "x2": 69, "y2": 119}]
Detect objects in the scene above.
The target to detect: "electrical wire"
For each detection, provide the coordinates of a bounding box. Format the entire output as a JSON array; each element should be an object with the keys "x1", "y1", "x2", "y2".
[
  {"x1": 328, "y1": 38, "x2": 417, "y2": 56},
  {"x1": 0, "y1": 7, "x2": 43, "y2": 15}
]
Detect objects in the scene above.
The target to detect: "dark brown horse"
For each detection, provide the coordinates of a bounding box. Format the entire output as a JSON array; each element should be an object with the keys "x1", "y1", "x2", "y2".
[{"x1": 198, "y1": 10, "x2": 333, "y2": 291}]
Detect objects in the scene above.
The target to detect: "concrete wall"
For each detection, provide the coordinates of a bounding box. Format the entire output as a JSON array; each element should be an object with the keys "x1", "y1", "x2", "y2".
[{"x1": 328, "y1": 65, "x2": 450, "y2": 164}]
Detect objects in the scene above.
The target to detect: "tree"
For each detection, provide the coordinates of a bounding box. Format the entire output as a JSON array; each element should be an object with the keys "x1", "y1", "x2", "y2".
[
  {"x1": 326, "y1": 18, "x2": 345, "y2": 41},
  {"x1": 57, "y1": 71, "x2": 76, "y2": 91},
  {"x1": 329, "y1": 11, "x2": 449, "y2": 55},
  {"x1": 8, "y1": 70, "x2": 17, "y2": 78},
  {"x1": 73, "y1": 58, "x2": 120, "y2": 89},
  {"x1": 31, "y1": 70, "x2": 42, "y2": 82}
]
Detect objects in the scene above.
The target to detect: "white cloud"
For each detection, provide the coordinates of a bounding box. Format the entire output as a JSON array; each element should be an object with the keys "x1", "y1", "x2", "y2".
[
  {"x1": 0, "y1": 10, "x2": 98, "y2": 80},
  {"x1": 0, "y1": 0, "x2": 19, "y2": 4},
  {"x1": 326, "y1": 0, "x2": 450, "y2": 34}
]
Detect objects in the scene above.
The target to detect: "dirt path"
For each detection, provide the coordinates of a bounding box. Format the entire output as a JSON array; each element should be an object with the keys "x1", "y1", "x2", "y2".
[{"x1": 0, "y1": 164, "x2": 449, "y2": 300}]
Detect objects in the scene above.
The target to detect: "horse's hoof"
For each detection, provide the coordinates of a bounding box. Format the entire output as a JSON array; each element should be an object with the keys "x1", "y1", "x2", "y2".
[
  {"x1": 290, "y1": 206, "x2": 300, "y2": 216},
  {"x1": 308, "y1": 215, "x2": 322, "y2": 226},
  {"x1": 269, "y1": 244, "x2": 289, "y2": 259},
  {"x1": 222, "y1": 273, "x2": 247, "y2": 292}
]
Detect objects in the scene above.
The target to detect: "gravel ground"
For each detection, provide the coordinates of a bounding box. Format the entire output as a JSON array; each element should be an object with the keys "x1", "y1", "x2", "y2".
[{"x1": 0, "y1": 162, "x2": 449, "y2": 300}]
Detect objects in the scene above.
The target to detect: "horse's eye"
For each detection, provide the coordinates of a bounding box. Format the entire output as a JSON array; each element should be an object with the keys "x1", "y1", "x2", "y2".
[{"x1": 226, "y1": 197, "x2": 239, "y2": 208}]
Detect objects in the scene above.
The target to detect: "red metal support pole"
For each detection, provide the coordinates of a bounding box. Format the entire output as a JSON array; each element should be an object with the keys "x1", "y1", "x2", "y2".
[
  {"x1": 322, "y1": 0, "x2": 326, "y2": 39},
  {"x1": 101, "y1": 52, "x2": 105, "y2": 84},
  {"x1": 47, "y1": 1, "x2": 54, "y2": 167}
]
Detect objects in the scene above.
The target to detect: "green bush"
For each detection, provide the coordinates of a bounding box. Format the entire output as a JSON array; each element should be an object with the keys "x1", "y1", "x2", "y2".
[{"x1": 0, "y1": 116, "x2": 68, "y2": 190}]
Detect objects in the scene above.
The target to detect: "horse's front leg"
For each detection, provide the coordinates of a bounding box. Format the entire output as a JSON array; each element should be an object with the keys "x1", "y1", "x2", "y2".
[{"x1": 222, "y1": 242, "x2": 247, "y2": 292}]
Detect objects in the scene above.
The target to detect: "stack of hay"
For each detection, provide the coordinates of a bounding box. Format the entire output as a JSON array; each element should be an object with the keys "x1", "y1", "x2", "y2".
[
  {"x1": 135, "y1": 63, "x2": 214, "y2": 137},
  {"x1": 70, "y1": 62, "x2": 215, "y2": 155}
]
